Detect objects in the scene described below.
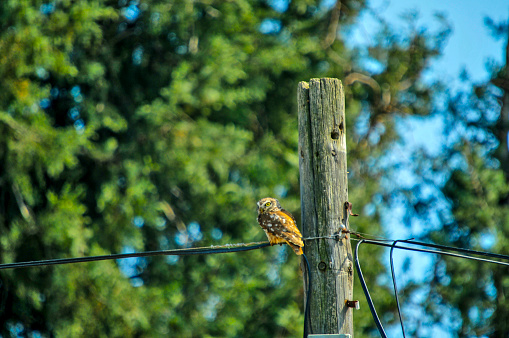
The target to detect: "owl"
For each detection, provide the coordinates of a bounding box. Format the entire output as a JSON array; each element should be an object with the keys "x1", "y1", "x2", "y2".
[{"x1": 257, "y1": 197, "x2": 304, "y2": 255}]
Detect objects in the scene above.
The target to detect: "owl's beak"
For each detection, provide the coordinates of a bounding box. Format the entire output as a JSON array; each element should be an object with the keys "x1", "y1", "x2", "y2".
[{"x1": 258, "y1": 205, "x2": 264, "y2": 213}]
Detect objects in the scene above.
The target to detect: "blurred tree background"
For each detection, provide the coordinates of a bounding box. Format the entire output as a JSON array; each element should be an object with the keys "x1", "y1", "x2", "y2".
[
  {"x1": 3, "y1": 0, "x2": 504, "y2": 337},
  {"x1": 397, "y1": 22, "x2": 509, "y2": 336}
]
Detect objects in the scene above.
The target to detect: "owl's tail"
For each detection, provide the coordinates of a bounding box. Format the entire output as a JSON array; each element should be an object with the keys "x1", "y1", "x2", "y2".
[{"x1": 289, "y1": 242, "x2": 304, "y2": 255}]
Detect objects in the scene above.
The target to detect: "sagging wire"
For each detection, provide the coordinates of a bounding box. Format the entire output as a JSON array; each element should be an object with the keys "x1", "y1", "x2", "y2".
[
  {"x1": 355, "y1": 239, "x2": 388, "y2": 338},
  {"x1": 390, "y1": 240, "x2": 407, "y2": 338},
  {"x1": 355, "y1": 238, "x2": 509, "y2": 338},
  {"x1": 300, "y1": 229, "x2": 389, "y2": 337}
]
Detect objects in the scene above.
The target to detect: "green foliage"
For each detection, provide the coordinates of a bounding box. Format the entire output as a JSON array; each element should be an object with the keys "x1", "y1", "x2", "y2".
[{"x1": 0, "y1": 0, "x2": 443, "y2": 336}]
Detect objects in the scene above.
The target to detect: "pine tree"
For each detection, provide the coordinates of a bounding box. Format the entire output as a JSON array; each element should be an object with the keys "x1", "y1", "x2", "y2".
[{"x1": 0, "y1": 1, "x2": 446, "y2": 336}]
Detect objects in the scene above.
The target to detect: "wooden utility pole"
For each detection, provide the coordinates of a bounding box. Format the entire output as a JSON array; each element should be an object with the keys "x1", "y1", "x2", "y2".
[{"x1": 298, "y1": 78, "x2": 354, "y2": 336}]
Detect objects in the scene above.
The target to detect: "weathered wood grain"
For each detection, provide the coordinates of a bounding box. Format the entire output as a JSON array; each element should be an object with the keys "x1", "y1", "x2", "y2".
[{"x1": 298, "y1": 78, "x2": 354, "y2": 336}]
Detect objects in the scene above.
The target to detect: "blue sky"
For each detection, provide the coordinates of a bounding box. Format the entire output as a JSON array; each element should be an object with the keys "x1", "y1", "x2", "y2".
[
  {"x1": 355, "y1": 1, "x2": 508, "y2": 336},
  {"x1": 375, "y1": 0, "x2": 508, "y2": 156},
  {"x1": 345, "y1": 0, "x2": 508, "y2": 159},
  {"x1": 362, "y1": 0, "x2": 507, "y2": 83}
]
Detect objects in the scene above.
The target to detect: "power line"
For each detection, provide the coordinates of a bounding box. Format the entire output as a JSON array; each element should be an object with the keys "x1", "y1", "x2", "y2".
[
  {"x1": 363, "y1": 239, "x2": 509, "y2": 266},
  {"x1": 3, "y1": 230, "x2": 509, "y2": 338},
  {"x1": 0, "y1": 235, "x2": 344, "y2": 271},
  {"x1": 0, "y1": 231, "x2": 358, "y2": 271},
  {"x1": 355, "y1": 237, "x2": 509, "y2": 338},
  {"x1": 1, "y1": 237, "x2": 315, "y2": 335},
  {"x1": 0, "y1": 242, "x2": 271, "y2": 270}
]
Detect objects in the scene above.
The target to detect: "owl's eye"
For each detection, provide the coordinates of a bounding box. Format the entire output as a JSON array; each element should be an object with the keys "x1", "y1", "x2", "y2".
[{"x1": 265, "y1": 202, "x2": 271, "y2": 207}]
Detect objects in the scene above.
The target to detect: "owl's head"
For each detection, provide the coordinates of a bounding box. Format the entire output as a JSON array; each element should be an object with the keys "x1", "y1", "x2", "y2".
[{"x1": 257, "y1": 197, "x2": 281, "y2": 214}]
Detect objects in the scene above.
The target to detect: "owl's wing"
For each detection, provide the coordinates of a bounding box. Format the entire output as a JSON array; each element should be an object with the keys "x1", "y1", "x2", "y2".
[
  {"x1": 258, "y1": 210, "x2": 304, "y2": 254},
  {"x1": 280, "y1": 208, "x2": 297, "y2": 223},
  {"x1": 274, "y1": 211, "x2": 304, "y2": 247}
]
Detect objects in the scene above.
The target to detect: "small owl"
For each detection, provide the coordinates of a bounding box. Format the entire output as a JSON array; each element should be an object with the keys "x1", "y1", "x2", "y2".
[{"x1": 257, "y1": 197, "x2": 304, "y2": 255}]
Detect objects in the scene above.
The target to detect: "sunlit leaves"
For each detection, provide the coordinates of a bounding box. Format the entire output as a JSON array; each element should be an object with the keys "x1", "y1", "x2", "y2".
[{"x1": 0, "y1": 0, "x2": 446, "y2": 336}]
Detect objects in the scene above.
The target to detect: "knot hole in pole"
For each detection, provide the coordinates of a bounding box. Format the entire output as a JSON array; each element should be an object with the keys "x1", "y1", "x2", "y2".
[
  {"x1": 331, "y1": 127, "x2": 340, "y2": 139},
  {"x1": 331, "y1": 117, "x2": 343, "y2": 139}
]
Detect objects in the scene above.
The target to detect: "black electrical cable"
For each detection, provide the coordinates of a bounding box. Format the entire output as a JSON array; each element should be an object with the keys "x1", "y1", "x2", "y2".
[
  {"x1": 1, "y1": 238, "x2": 314, "y2": 335},
  {"x1": 302, "y1": 253, "x2": 311, "y2": 338},
  {"x1": 354, "y1": 239, "x2": 388, "y2": 338},
  {"x1": 397, "y1": 239, "x2": 509, "y2": 262},
  {"x1": 361, "y1": 239, "x2": 509, "y2": 267},
  {"x1": 4, "y1": 230, "x2": 509, "y2": 338},
  {"x1": 355, "y1": 237, "x2": 509, "y2": 338},
  {"x1": 0, "y1": 240, "x2": 316, "y2": 335},
  {"x1": 0, "y1": 242, "x2": 271, "y2": 270},
  {"x1": 390, "y1": 240, "x2": 406, "y2": 338}
]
